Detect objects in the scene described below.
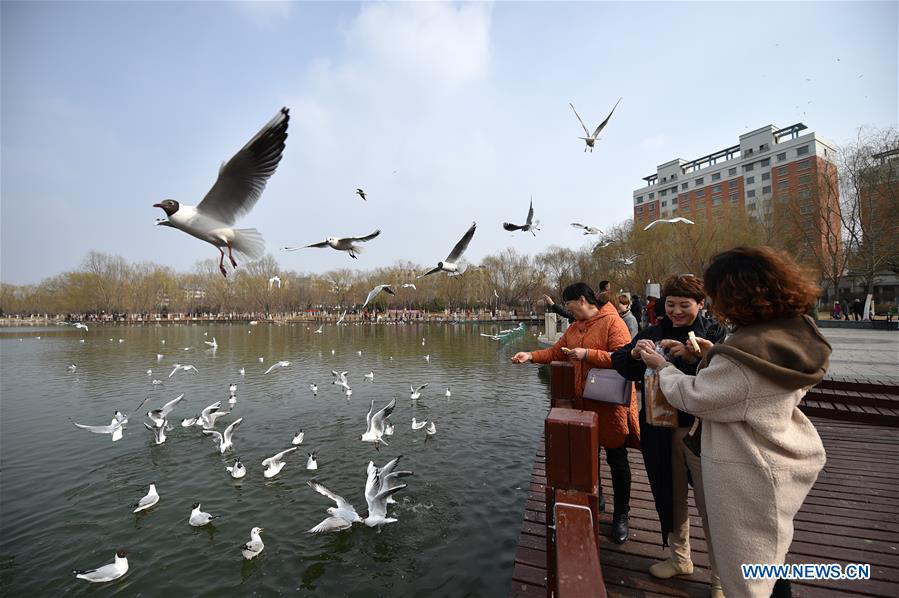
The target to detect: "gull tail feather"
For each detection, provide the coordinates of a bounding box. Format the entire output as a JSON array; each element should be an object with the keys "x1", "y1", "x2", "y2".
[{"x1": 232, "y1": 228, "x2": 266, "y2": 261}]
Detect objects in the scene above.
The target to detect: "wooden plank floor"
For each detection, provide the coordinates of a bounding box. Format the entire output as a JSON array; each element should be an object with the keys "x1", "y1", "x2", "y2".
[{"x1": 511, "y1": 419, "x2": 899, "y2": 597}]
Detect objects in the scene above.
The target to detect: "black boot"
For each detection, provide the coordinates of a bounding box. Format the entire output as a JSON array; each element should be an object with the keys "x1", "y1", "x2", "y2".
[
  {"x1": 598, "y1": 488, "x2": 606, "y2": 512},
  {"x1": 606, "y1": 445, "x2": 631, "y2": 544},
  {"x1": 611, "y1": 512, "x2": 629, "y2": 544}
]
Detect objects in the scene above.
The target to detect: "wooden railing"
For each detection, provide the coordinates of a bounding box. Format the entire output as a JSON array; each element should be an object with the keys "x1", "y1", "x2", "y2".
[{"x1": 544, "y1": 361, "x2": 606, "y2": 598}]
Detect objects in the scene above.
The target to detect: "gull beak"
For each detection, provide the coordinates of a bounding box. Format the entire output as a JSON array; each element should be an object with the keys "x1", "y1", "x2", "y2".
[
  {"x1": 258, "y1": 528, "x2": 265, "y2": 533},
  {"x1": 153, "y1": 203, "x2": 163, "y2": 208}
]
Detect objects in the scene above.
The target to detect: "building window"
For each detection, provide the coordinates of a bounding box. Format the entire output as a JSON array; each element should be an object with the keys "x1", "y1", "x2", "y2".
[
  {"x1": 797, "y1": 159, "x2": 811, "y2": 171},
  {"x1": 762, "y1": 172, "x2": 770, "y2": 181},
  {"x1": 777, "y1": 152, "x2": 786, "y2": 162},
  {"x1": 671, "y1": 173, "x2": 678, "y2": 180},
  {"x1": 712, "y1": 172, "x2": 721, "y2": 181},
  {"x1": 799, "y1": 190, "x2": 812, "y2": 200},
  {"x1": 746, "y1": 176, "x2": 755, "y2": 185},
  {"x1": 797, "y1": 145, "x2": 810, "y2": 156},
  {"x1": 778, "y1": 180, "x2": 789, "y2": 191},
  {"x1": 661, "y1": 189, "x2": 667, "y2": 197},
  {"x1": 798, "y1": 174, "x2": 812, "y2": 185},
  {"x1": 636, "y1": 206, "x2": 643, "y2": 214},
  {"x1": 743, "y1": 163, "x2": 755, "y2": 172},
  {"x1": 636, "y1": 196, "x2": 643, "y2": 204},
  {"x1": 761, "y1": 158, "x2": 770, "y2": 167},
  {"x1": 681, "y1": 182, "x2": 688, "y2": 190},
  {"x1": 747, "y1": 189, "x2": 756, "y2": 198},
  {"x1": 661, "y1": 200, "x2": 667, "y2": 207},
  {"x1": 695, "y1": 177, "x2": 704, "y2": 186},
  {"x1": 670, "y1": 186, "x2": 678, "y2": 195},
  {"x1": 662, "y1": 176, "x2": 667, "y2": 183},
  {"x1": 763, "y1": 185, "x2": 772, "y2": 194},
  {"x1": 713, "y1": 184, "x2": 722, "y2": 192},
  {"x1": 672, "y1": 197, "x2": 678, "y2": 205},
  {"x1": 777, "y1": 166, "x2": 788, "y2": 176},
  {"x1": 760, "y1": 143, "x2": 770, "y2": 151},
  {"x1": 649, "y1": 192, "x2": 655, "y2": 199},
  {"x1": 728, "y1": 180, "x2": 738, "y2": 189},
  {"x1": 730, "y1": 192, "x2": 738, "y2": 202},
  {"x1": 696, "y1": 189, "x2": 705, "y2": 197},
  {"x1": 713, "y1": 197, "x2": 722, "y2": 206},
  {"x1": 748, "y1": 203, "x2": 757, "y2": 211},
  {"x1": 728, "y1": 167, "x2": 737, "y2": 176}
]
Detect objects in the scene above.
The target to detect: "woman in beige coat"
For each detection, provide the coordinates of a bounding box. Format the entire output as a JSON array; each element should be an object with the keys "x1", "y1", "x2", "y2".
[{"x1": 638, "y1": 246, "x2": 830, "y2": 598}]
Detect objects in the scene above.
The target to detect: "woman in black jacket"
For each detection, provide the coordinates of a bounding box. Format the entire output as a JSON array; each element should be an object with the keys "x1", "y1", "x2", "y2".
[{"x1": 611, "y1": 275, "x2": 727, "y2": 597}]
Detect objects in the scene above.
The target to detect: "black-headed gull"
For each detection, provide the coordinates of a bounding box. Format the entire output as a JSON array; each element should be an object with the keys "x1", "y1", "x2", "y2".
[
  {"x1": 71, "y1": 411, "x2": 128, "y2": 442},
  {"x1": 410, "y1": 383, "x2": 429, "y2": 400},
  {"x1": 426, "y1": 422, "x2": 437, "y2": 435},
  {"x1": 306, "y1": 480, "x2": 363, "y2": 533},
  {"x1": 411, "y1": 417, "x2": 427, "y2": 430},
  {"x1": 147, "y1": 394, "x2": 184, "y2": 428},
  {"x1": 73, "y1": 322, "x2": 89, "y2": 332},
  {"x1": 153, "y1": 108, "x2": 289, "y2": 277},
  {"x1": 241, "y1": 527, "x2": 265, "y2": 560},
  {"x1": 226, "y1": 458, "x2": 246, "y2": 479},
  {"x1": 73, "y1": 550, "x2": 128, "y2": 583},
  {"x1": 363, "y1": 461, "x2": 407, "y2": 529},
  {"x1": 643, "y1": 216, "x2": 695, "y2": 230},
  {"x1": 355, "y1": 188, "x2": 367, "y2": 201},
  {"x1": 262, "y1": 447, "x2": 297, "y2": 478},
  {"x1": 143, "y1": 421, "x2": 167, "y2": 445},
  {"x1": 419, "y1": 222, "x2": 476, "y2": 277},
  {"x1": 132, "y1": 483, "x2": 159, "y2": 513},
  {"x1": 306, "y1": 451, "x2": 318, "y2": 470},
  {"x1": 379, "y1": 456, "x2": 413, "y2": 505},
  {"x1": 203, "y1": 417, "x2": 243, "y2": 454},
  {"x1": 364, "y1": 371, "x2": 374, "y2": 381},
  {"x1": 284, "y1": 229, "x2": 380, "y2": 259},
  {"x1": 401, "y1": 283, "x2": 417, "y2": 290},
  {"x1": 569, "y1": 98, "x2": 621, "y2": 152},
  {"x1": 263, "y1": 360, "x2": 290, "y2": 375},
  {"x1": 503, "y1": 197, "x2": 540, "y2": 236},
  {"x1": 571, "y1": 222, "x2": 602, "y2": 235},
  {"x1": 310, "y1": 383, "x2": 318, "y2": 396},
  {"x1": 362, "y1": 284, "x2": 395, "y2": 308},
  {"x1": 204, "y1": 337, "x2": 218, "y2": 350},
  {"x1": 189, "y1": 503, "x2": 217, "y2": 527},
  {"x1": 168, "y1": 364, "x2": 199, "y2": 378},
  {"x1": 361, "y1": 398, "x2": 396, "y2": 446},
  {"x1": 292, "y1": 430, "x2": 305, "y2": 445}
]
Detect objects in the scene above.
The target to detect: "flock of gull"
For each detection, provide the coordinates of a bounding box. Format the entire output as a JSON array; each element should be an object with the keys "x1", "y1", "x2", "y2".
[{"x1": 66, "y1": 322, "x2": 456, "y2": 584}]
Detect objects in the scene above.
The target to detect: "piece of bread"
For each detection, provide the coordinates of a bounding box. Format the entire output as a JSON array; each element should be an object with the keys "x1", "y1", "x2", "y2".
[{"x1": 687, "y1": 331, "x2": 701, "y2": 353}]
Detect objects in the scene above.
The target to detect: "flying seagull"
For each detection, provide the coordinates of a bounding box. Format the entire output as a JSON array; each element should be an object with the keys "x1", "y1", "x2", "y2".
[
  {"x1": 203, "y1": 417, "x2": 243, "y2": 454},
  {"x1": 263, "y1": 360, "x2": 290, "y2": 375},
  {"x1": 283, "y1": 230, "x2": 381, "y2": 259},
  {"x1": 643, "y1": 217, "x2": 695, "y2": 231},
  {"x1": 363, "y1": 461, "x2": 407, "y2": 529},
  {"x1": 419, "y1": 222, "x2": 477, "y2": 277},
  {"x1": 73, "y1": 550, "x2": 129, "y2": 583},
  {"x1": 153, "y1": 107, "x2": 289, "y2": 277},
  {"x1": 356, "y1": 188, "x2": 367, "y2": 201},
  {"x1": 503, "y1": 197, "x2": 540, "y2": 236},
  {"x1": 268, "y1": 276, "x2": 281, "y2": 289},
  {"x1": 146, "y1": 394, "x2": 185, "y2": 428},
  {"x1": 262, "y1": 447, "x2": 297, "y2": 478},
  {"x1": 570, "y1": 98, "x2": 621, "y2": 152},
  {"x1": 71, "y1": 412, "x2": 128, "y2": 442},
  {"x1": 362, "y1": 284, "x2": 395, "y2": 308},
  {"x1": 306, "y1": 479, "x2": 363, "y2": 533},
  {"x1": 361, "y1": 397, "x2": 396, "y2": 446},
  {"x1": 571, "y1": 223, "x2": 602, "y2": 235}
]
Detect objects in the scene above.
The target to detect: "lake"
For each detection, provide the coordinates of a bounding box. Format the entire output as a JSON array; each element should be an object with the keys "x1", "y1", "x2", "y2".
[{"x1": 0, "y1": 322, "x2": 551, "y2": 597}]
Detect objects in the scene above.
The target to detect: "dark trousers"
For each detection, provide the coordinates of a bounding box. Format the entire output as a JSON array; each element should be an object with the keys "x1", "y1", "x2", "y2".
[{"x1": 598, "y1": 445, "x2": 631, "y2": 516}]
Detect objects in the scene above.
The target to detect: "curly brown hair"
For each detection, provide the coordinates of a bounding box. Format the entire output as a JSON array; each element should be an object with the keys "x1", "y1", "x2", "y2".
[
  {"x1": 703, "y1": 246, "x2": 820, "y2": 326},
  {"x1": 661, "y1": 274, "x2": 706, "y2": 302}
]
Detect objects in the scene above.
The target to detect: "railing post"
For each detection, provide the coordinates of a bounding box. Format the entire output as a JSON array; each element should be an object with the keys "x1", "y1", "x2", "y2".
[{"x1": 550, "y1": 361, "x2": 576, "y2": 409}]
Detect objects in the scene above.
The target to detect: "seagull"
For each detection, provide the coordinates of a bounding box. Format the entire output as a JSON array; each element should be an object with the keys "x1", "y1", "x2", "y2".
[
  {"x1": 362, "y1": 284, "x2": 395, "y2": 308},
  {"x1": 168, "y1": 363, "x2": 199, "y2": 378},
  {"x1": 571, "y1": 223, "x2": 602, "y2": 235},
  {"x1": 241, "y1": 527, "x2": 265, "y2": 560},
  {"x1": 426, "y1": 422, "x2": 437, "y2": 435},
  {"x1": 356, "y1": 188, "x2": 367, "y2": 201},
  {"x1": 446, "y1": 387, "x2": 451, "y2": 398},
  {"x1": 292, "y1": 430, "x2": 305, "y2": 445},
  {"x1": 306, "y1": 451, "x2": 319, "y2": 470},
  {"x1": 73, "y1": 550, "x2": 129, "y2": 583},
  {"x1": 226, "y1": 458, "x2": 246, "y2": 479},
  {"x1": 262, "y1": 447, "x2": 297, "y2": 478},
  {"x1": 268, "y1": 275, "x2": 281, "y2": 289},
  {"x1": 204, "y1": 337, "x2": 217, "y2": 350},
  {"x1": 147, "y1": 394, "x2": 185, "y2": 428},
  {"x1": 203, "y1": 417, "x2": 243, "y2": 454},
  {"x1": 363, "y1": 461, "x2": 407, "y2": 529},
  {"x1": 364, "y1": 371, "x2": 374, "y2": 381},
  {"x1": 258, "y1": 357, "x2": 264, "y2": 363},
  {"x1": 570, "y1": 98, "x2": 621, "y2": 152},
  {"x1": 306, "y1": 480, "x2": 363, "y2": 533},
  {"x1": 331, "y1": 370, "x2": 349, "y2": 386},
  {"x1": 310, "y1": 383, "x2": 318, "y2": 396},
  {"x1": 146, "y1": 369, "x2": 152, "y2": 376},
  {"x1": 401, "y1": 283, "x2": 417, "y2": 290},
  {"x1": 239, "y1": 367, "x2": 245, "y2": 376},
  {"x1": 68, "y1": 364, "x2": 77, "y2": 371},
  {"x1": 424, "y1": 354, "x2": 430, "y2": 363},
  {"x1": 379, "y1": 456, "x2": 413, "y2": 505},
  {"x1": 157, "y1": 354, "x2": 164, "y2": 361},
  {"x1": 263, "y1": 360, "x2": 290, "y2": 375},
  {"x1": 385, "y1": 422, "x2": 395, "y2": 436},
  {"x1": 503, "y1": 197, "x2": 540, "y2": 236},
  {"x1": 356, "y1": 350, "x2": 363, "y2": 356},
  {"x1": 229, "y1": 383, "x2": 237, "y2": 395},
  {"x1": 151, "y1": 379, "x2": 163, "y2": 385},
  {"x1": 144, "y1": 421, "x2": 167, "y2": 445},
  {"x1": 410, "y1": 383, "x2": 429, "y2": 400},
  {"x1": 181, "y1": 415, "x2": 199, "y2": 427},
  {"x1": 335, "y1": 310, "x2": 347, "y2": 325},
  {"x1": 412, "y1": 417, "x2": 428, "y2": 430},
  {"x1": 643, "y1": 216, "x2": 695, "y2": 231},
  {"x1": 153, "y1": 108, "x2": 289, "y2": 277},
  {"x1": 361, "y1": 397, "x2": 396, "y2": 446},
  {"x1": 73, "y1": 322, "x2": 89, "y2": 332},
  {"x1": 132, "y1": 483, "x2": 159, "y2": 513},
  {"x1": 419, "y1": 222, "x2": 476, "y2": 277},
  {"x1": 71, "y1": 412, "x2": 128, "y2": 442},
  {"x1": 312, "y1": 324, "x2": 325, "y2": 335},
  {"x1": 285, "y1": 230, "x2": 381, "y2": 259},
  {"x1": 189, "y1": 503, "x2": 218, "y2": 527}
]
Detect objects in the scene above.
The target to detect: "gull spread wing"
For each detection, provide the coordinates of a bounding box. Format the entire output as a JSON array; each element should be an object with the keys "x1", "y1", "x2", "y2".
[
  {"x1": 304, "y1": 241, "x2": 330, "y2": 249},
  {"x1": 307, "y1": 480, "x2": 352, "y2": 510},
  {"x1": 446, "y1": 222, "x2": 477, "y2": 262},
  {"x1": 346, "y1": 229, "x2": 381, "y2": 243},
  {"x1": 569, "y1": 102, "x2": 591, "y2": 137},
  {"x1": 592, "y1": 97, "x2": 622, "y2": 138},
  {"x1": 196, "y1": 108, "x2": 289, "y2": 225},
  {"x1": 308, "y1": 516, "x2": 353, "y2": 533},
  {"x1": 526, "y1": 198, "x2": 534, "y2": 226}
]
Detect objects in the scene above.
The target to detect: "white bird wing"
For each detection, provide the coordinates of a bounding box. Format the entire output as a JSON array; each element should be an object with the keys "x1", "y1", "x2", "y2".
[
  {"x1": 362, "y1": 285, "x2": 384, "y2": 308},
  {"x1": 307, "y1": 480, "x2": 353, "y2": 510},
  {"x1": 308, "y1": 516, "x2": 353, "y2": 533},
  {"x1": 370, "y1": 484, "x2": 407, "y2": 519},
  {"x1": 371, "y1": 397, "x2": 396, "y2": 431},
  {"x1": 269, "y1": 447, "x2": 297, "y2": 464},
  {"x1": 446, "y1": 222, "x2": 477, "y2": 262},
  {"x1": 223, "y1": 417, "x2": 243, "y2": 443},
  {"x1": 643, "y1": 219, "x2": 661, "y2": 231},
  {"x1": 525, "y1": 198, "x2": 534, "y2": 226},
  {"x1": 195, "y1": 107, "x2": 289, "y2": 226},
  {"x1": 159, "y1": 394, "x2": 185, "y2": 417},
  {"x1": 263, "y1": 364, "x2": 277, "y2": 374},
  {"x1": 336, "y1": 310, "x2": 347, "y2": 325},
  {"x1": 365, "y1": 400, "x2": 374, "y2": 429},
  {"x1": 569, "y1": 102, "x2": 591, "y2": 137},
  {"x1": 344, "y1": 229, "x2": 381, "y2": 243},
  {"x1": 203, "y1": 430, "x2": 223, "y2": 446},
  {"x1": 72, "y1": 420, "x2": 121, "y2": 434},
  {"x1": 201, "y1": 401, "x2": 222, "y2": 419},
  {"x1": 571, "y1": 222, "x2": 587, "y2": 230},
  {"x1": 414, "y1": 383, "x2": 429, "y2": 394},
  {"x1": 592, "y1": 97, "x2": 622, "y2": 138}
]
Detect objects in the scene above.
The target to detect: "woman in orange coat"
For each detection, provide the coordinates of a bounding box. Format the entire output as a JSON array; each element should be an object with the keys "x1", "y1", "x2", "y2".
[{"x1": 512, "y1": 282, "x2": 638, "y2": 543}]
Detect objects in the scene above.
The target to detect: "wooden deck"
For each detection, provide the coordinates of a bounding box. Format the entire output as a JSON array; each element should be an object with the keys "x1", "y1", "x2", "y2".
[{"x1": 511, "y1": 418, "x2": 899, "y2": 597}]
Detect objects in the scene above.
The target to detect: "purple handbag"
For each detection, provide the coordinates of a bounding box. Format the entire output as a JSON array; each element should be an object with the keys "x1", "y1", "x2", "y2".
[{"x1": 582, "y1": 368, "x2": 631, "y2": 406}]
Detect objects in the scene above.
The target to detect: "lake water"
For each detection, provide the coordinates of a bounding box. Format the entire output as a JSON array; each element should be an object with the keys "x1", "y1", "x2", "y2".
[{"x1": 0, "y1": 322, "x2": 551, "y2": 597}]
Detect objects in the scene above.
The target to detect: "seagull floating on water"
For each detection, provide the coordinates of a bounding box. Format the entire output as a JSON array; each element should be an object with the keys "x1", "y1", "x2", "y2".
[
  {"x1": 292, "y1": 430, "x2": 305, "y2": 445},
  {"x1": 419, "y1": 222, "x2": 476, "y2": 277},
  {"x1": 284, "y1": 229, "x2": 381, "y2": 259},
  {"x1": 153, "y1": 108, "x2": 289, "y2": 277},
  {"x1": 262, "y1": 447, "x2": 297, "y2": 478},
  {"x1": 426, "y1": 422, "x2": 437, "y2": 435},
  {"x1": 144, "y1": 420, "x2": 167, "y2": 445},
  {"x1": 503, "y1": 197, "x2": 540, "y2": 236},
  {"x1": 189, "y1": 503, "x2": 218, "y2": 527},
  {"x1": 410, "y1": 383, "x2": 429, "y2": 400},
  {"x1": 241, "y1": 527, "x2": 265, "y2": 560},
  {"x1": 204, "y1": 337, "x2": 217, "y2": 350},
  {"x1": 132, "y1": 483, "x2": 159, "y2": 513},
  {"x1": 446, "y1": 387, "x2": 451, "y2": 397},
  {"x1": 643, "y1": 216, "x2": 695, "y2": 231},
  {"x1": 226, "y1": 458, "x2": 246, "y2": 479},
  {"x1": 364, "y1": 371, "x2": 374, "y2": 381},
  {"x1": 73, "y1": 550, "x2": 128, "y2": 583},
  {"x1": 306, "y1": 451, "x2": 319, "y2": 470},
  {"x1": 412, "y1": 417, "x2": 427, "y2": 430},
  {"x1": 310, "y1": 383, "x2": 318, "y2": 396},
  {"x1": 569, "y1": 98, "x2": 621, "y2": 152}
]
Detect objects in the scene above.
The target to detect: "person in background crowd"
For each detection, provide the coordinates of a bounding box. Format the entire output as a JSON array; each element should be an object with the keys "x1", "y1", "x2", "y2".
[
  {"x1": 851, "y1": 298, "x2": 863, "y2": 321},
  {"x1": 630, "y1": 293, "x2": 643, "y2": 329},
  {"x1": 514, "y1": 283, "x2": 637, "y2": 544},
  {"x1": 645, "y1": 296, "x2": 658, "y2": 326},
  {"x1": 831, "y1": 300, "x2": 842, "y2": 320},
  {"x1": 598, "y1": 280, "x2": 611, "y2": 293},
  {"x1": 616, "y1": 294, "x2": 639, "y2": 338},
  {"x1": 840, "y1": 297, "x2": 849, "y2": 321},
  {"x1": 638, "y1": 246, "x2": 829, "y2": 598},
  {"x1": 612, "y1": 275, "x2": 727, "y2": 597}
]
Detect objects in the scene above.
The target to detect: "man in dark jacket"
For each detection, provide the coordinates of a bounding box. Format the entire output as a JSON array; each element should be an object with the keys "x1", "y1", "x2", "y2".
[{"x1": 630, "y1": 294, "x2": 643, "y2": 329}]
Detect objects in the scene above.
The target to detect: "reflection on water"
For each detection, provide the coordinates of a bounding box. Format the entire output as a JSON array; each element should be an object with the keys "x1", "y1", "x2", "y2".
[{"x1": 0, "y1": 322, "x2": 551, "y2": 596}]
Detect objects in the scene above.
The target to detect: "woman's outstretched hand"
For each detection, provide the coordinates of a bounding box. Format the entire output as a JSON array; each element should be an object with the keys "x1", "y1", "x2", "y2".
[
  {"x1": 561, "y1": 347, "x2": 587, "y2": 361},
  {"x1": 639, "y1": 347, "x2": 668, "y2": 370},
  {"x1": 511, "y1": 352, "x2": 533, "y2": 364}
]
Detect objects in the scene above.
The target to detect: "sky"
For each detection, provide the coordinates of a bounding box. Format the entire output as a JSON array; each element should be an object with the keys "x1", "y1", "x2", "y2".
[{"x1": 1, "y1": 1, "x2": 896, "y2": 285}]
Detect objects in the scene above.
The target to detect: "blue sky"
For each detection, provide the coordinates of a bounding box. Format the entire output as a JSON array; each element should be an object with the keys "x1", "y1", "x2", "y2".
[{"x1": 2, "y1": 1, "x2": 896, "y2": 284}]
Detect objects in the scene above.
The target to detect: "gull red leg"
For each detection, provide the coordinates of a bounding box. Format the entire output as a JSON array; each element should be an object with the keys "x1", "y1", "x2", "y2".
[
  {"x1": 218, "y1": 248, "x2": 227, "y2": 277},
  {"x1": 227, "y1": 244, "x2": 238, "y2": 268}
]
